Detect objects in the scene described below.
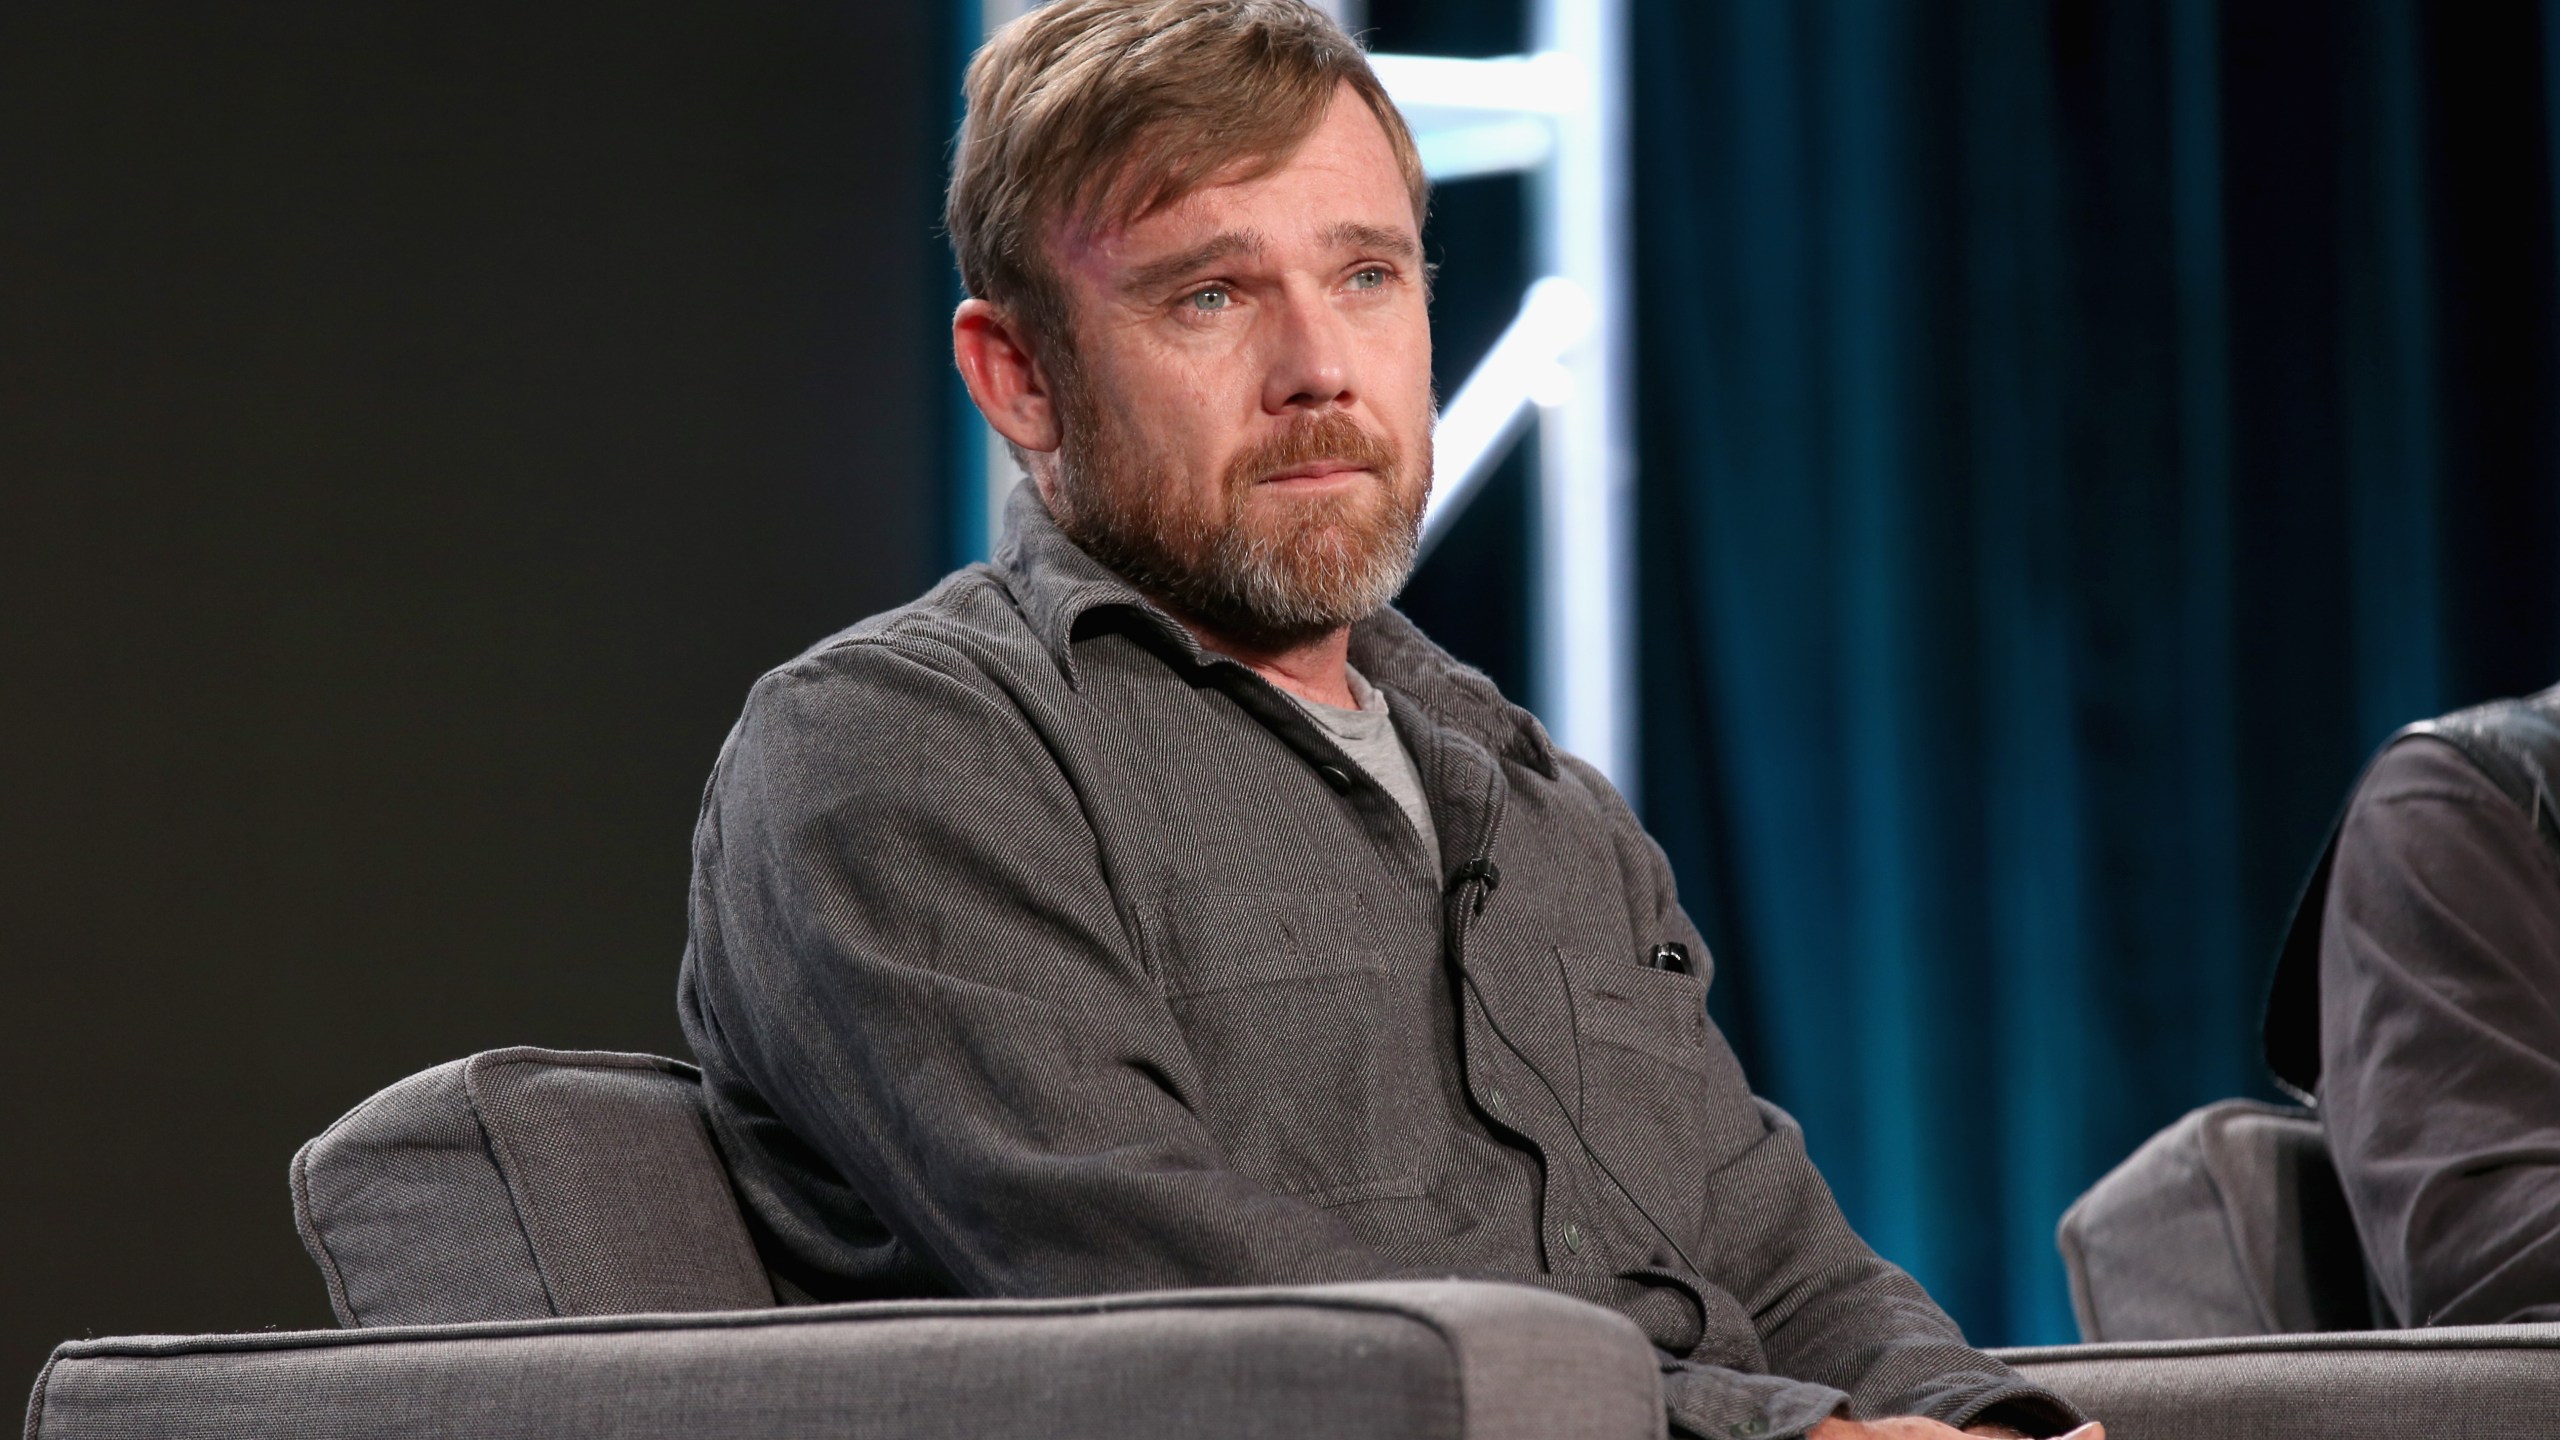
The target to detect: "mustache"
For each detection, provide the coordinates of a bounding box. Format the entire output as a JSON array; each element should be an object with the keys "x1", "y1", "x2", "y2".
[{"x1": 1221, "y1": 412, "x2": 1403, "y2": 491}]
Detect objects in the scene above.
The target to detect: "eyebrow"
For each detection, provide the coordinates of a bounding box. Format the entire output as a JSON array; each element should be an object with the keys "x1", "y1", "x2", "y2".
[
  {"x1": 1320, "y1": 221, "x2": 1422, "y2": 261},
  {"x1": 1119, "y1": 230, "x2": 1267, "y2": 297}
]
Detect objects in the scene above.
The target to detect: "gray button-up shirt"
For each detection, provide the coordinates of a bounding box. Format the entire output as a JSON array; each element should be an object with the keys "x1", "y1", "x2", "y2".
[{"x1": 679, "y1": 488, "x2": 2078, "y2": 1440}]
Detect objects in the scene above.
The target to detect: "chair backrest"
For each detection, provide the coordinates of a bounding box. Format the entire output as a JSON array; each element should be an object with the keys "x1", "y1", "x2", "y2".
[
  {"x1": 292, "y1": 1047, "x2": 774, "y2": 1327},
  {"x1": 2056, "y1": 1099, "x2": 2373, "y2": 1342}
]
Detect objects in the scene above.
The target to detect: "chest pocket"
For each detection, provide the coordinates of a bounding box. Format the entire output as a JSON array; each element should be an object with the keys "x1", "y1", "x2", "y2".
[
  {"x1": 1558, "y1": 946, "x2": 1741, "y2": 1247},
  {"x1": 1143, "y1": 891, "x2": 1424, "y2": 1206}
]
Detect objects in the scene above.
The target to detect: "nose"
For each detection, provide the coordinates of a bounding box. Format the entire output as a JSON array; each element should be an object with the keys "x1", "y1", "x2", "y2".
[{"x1": 1260, "y1": 285, "x2": 1356, "y2": 416}]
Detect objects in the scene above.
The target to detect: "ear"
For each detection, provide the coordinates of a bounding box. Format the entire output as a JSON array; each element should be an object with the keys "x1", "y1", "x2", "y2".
[{"x1": 953, "y1": 299, "x2": 1063, "y2": 455}]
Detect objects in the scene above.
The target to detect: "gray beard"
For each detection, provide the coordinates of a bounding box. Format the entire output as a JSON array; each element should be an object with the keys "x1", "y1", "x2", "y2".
[{"x1": 1048, "y1": 408, "x2": 1430, "y2": 650}]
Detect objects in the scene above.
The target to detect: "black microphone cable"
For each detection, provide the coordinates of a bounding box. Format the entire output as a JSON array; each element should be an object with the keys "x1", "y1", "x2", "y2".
[{"x1": 1445, "y1": 847, "x2": 1709, "y2": 1282}]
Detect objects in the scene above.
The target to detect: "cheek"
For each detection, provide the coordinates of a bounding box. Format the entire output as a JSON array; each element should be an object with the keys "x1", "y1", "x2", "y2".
[
  {"x1": 1367, "y1": 309, "x2": 1435, "y2": 409},
  {"x1": 1142, "y1": 359, "x2": 1262, "y2": 473},
  {"x1": 1383, "y1": 340, "x2": 1437, "y2": 448}
]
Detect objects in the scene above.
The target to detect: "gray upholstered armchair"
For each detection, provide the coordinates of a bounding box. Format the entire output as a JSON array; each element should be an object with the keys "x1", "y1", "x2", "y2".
[
  {"x1": 24, "y1": 1051, "x2": 2560, "y2": 1439},
  {"x1": 30, "y1": 1048, "x2": 1667, "y2": 1440},
  {"x1": 2056, "y1": 1099, "x2": 2377, "y2": 1342}
]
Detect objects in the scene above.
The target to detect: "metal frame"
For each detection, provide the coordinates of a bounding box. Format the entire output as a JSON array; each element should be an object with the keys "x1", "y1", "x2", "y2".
[{"x1": 968, "y1": 0, "x2": 1631, "y2": 788}]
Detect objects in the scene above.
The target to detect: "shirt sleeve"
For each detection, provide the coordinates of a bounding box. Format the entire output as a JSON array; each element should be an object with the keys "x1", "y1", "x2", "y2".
[
  {"x1": 2320, "y1": 735, "x2": 2560, "y2": 1326},
  {"x1": 1572, "y1": 757, "x2": 2085, "y2": 1438},
  {"x1": 1664, "y1": 1102, "x2": 2079, "y2": 1436},
  {"x1": 682, "y1": 635, "x2": 1404, "y2": 1298}
]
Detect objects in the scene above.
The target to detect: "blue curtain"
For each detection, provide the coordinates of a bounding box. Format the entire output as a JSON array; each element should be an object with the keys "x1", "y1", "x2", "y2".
[{"x1": 1631, "y1": 0, "x2": 2560, "y2": 1345}]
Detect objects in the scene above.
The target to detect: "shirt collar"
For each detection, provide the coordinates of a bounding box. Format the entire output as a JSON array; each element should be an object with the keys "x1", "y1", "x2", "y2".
[
  {"x1": 993, "y1": 481, "x2": 1560, "y2": 779},
  {"x1": 1349, "y1": 605, "x2": 1560, "y2": 779},
  {"x1": 992, "y1": 481, "x2": 1211, "y2": 677}
]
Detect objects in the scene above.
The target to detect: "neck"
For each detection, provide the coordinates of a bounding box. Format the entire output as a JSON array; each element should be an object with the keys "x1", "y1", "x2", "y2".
[{"x1": 1181, "y1": 618, "x2": 1357, "y2": 709}]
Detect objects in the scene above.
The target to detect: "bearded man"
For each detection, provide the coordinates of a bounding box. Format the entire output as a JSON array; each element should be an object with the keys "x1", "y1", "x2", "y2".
[{"x1": 677, "y1": 4, "x2": 2095, "y2": 1438}]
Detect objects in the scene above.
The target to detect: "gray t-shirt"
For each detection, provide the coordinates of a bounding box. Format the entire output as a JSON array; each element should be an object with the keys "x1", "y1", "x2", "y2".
[{"x1": 1284, "y1": 664, "x2": 1439, "y2": 862}]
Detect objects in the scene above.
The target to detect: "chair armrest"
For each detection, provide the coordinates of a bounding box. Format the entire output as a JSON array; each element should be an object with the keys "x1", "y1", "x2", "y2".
[
  {"x1": 1994, "y1": 1322, "x2": 2560, "y2": 1439},
  {"x1": 26, "y1": 1281, "x2": 1665, "y2": 1440}
]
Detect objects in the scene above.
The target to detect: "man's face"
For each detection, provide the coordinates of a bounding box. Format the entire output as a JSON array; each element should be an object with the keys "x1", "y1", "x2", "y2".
[{"x1": 1039, "y1": 85, "x2": 1435, "y2": 648}]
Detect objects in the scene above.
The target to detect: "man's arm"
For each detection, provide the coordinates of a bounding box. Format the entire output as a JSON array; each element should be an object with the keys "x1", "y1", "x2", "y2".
[
  {"x1": 1663, "y1": 1100, "x2": 2078, "y2": 1435},
  {"x1": 683, "y1": 636, "x2": 1399, "y2": 1297},
  {"x1": 1573, "y1": 758, "x2": 2086, "y2": 1439},
  {"x1": 2320, "y1": 736, "x2": 2560, "y2": 1326}
]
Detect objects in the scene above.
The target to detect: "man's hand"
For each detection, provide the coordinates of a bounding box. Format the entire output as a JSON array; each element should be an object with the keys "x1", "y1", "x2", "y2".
[{"x1": 1806, "y1": 1419, "x2": 2103, "y2": 1440}]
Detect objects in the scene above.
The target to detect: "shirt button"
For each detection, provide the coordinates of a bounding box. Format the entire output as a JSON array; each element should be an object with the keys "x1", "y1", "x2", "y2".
[
  {"x1": 1316, "y1": 763, "x2": 1353, "y2": 794},
  {"x1": 1562, "y1": 1221, "x2": 1587, "y2": 1253},
  {"x1": 1736, "y1": 1420, "x2": 1767, "y2": 1437}
]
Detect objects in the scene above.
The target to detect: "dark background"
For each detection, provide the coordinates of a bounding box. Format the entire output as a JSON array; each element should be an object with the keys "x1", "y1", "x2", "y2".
[
  {"x1": 1, "y1": 1, "x2": 948, "y2": 1386},
  {"x1": 1628, "y1": 0, "x2": 2560, "y2": 1342},
  {"x1": 8, "y1": 0, "x2": 2560, "y2": 1389}
]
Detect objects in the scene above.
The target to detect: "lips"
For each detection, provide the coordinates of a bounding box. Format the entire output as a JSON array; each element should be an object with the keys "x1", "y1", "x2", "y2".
[
  {"x1": 1258, "y1": 460, "x2": 1367, "y2": 484},
  {"x1": 1221, "y1": 412, "x2": 1403, "y2": 494}
]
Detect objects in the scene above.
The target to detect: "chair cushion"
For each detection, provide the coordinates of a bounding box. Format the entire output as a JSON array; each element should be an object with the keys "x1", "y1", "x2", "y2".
[
  {"x1": 1996, "y1": 1323, "x2": 2560, "y2": 1440},
  {"x1": 2056, "y1": 1099, "x2": 2371, "y2": 1341},
  {"x1": 28, "y1": 1282, "x2": 1666, "y2": 1440},
  {"x1": 292, "y1": 1048, "x2": 773, "y2": 1326}
]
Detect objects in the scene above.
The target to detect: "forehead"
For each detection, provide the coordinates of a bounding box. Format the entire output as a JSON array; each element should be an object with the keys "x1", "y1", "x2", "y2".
[{"x1": 1053, "y1": 88, "x2": 1420, "y2": 284}]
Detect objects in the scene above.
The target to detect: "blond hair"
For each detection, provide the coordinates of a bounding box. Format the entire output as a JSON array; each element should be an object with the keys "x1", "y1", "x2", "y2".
[{"x1": 946, "y1": 0, "x2": 1427, "y2": 350}]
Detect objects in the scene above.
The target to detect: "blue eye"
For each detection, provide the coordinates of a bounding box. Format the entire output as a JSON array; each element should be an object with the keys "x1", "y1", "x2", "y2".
[
  {"x1": 1187, "y1": 287, "x2": 1231, "y2": 311},
  {"x1": 1349, "y1": 267, "x2": 1388, "y2": 290}
]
